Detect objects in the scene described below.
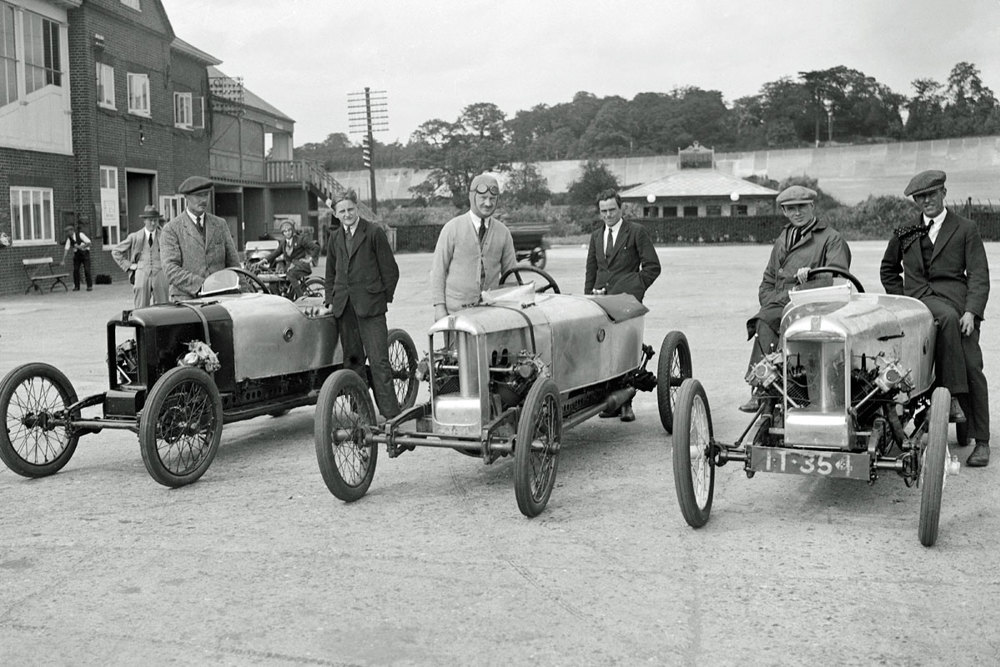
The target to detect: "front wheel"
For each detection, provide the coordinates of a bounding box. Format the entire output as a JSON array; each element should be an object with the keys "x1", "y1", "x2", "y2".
[
  {"x1": 672, "y1": 379, "x2": 715, "y2": 528},
  {"x1": 656, "y1": 331, "x2": 692, "y2": 433},
  {"x1": 315, "y1": 370, "x2": 378, "y2": 502},
  {"x1": 514, "y1": 377, "x2": 562, "y2": 517},
  {"x1": 0, "y1": 363, "x2": 80, "y2": 477},
  {"x1": 139, "y1": 366, "x2": 223, "y2": 487},
  {"x1": 387, "y1": 328, "x2": 419, "y2": 410},
  {"x1": 919, "y1": 387, "x2": 950, "y2": 547}
]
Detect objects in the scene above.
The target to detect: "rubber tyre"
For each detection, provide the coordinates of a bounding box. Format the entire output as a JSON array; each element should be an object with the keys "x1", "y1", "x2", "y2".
[
  {"x1": 656, "y1": 331, "x2": 692, "y2": 434},
  {"x1": 301, "y1": 276, "x2": 326, "y2": 298},
  {"x1": 315, "y1": 370, "x2": 378, "y2": 502},
  {"x1": 514, "y1": 377, "x2": 562, "y2": 518},
  {"x1": 530, "y1": 248, "x2": 547, "y2": 270},
  {"x1": 672, "y1": 379, "x2": 715, "y2": 528},
  {"x1": 387, "y1": 328, "x2": 419, "y2": 410},
  {"x1": 919, "y1": 386, "x2": 950, "y2": 547},
  {"x1": 0, "y1": 363, "x2": 80, "y2": 477},
  {"x1": 139, "y1": 366, "x2": 223, "y2": 487}
]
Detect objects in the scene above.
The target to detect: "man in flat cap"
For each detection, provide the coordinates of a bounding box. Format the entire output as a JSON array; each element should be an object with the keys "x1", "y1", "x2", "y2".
[
  {"x1": 584, "y1": 188, "x2": 661, "y2": 422},
  {"x1": 160, "y1": 176, "x2": 240, "y2": 300},
  {"x1": 880, "y1": 169, "x2": 991, "y2": 467},
  {"x1": 429, "y1": 173, "x2": 518, "y2": 319},
  {"x1": 741, "y1": 184, "x2": 851, "y2": 412},
  {"x1": 112, "y1": 205, "x2": 168, "y2": 307}
]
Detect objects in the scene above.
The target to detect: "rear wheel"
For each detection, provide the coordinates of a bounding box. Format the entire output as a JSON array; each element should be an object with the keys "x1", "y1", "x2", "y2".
[
  {"x1": 315, "y1": 370, "x2": 378, "y2": 502},
  {"x1": 919, "y1": 387, "x2": 950, "y2": 547},
  {"x1": 301, "y1": 276, "x2": 326, "y2": 298},
  {"x1": 0, "y1": 363, "x2": 80, "y2": 477},
  {"x1": 139, "y1": 366, "x2": 223, "y2": 487},
  {"x1": 514, "y1": 378, "x2": 562, "y2": 517},
  {"x1": 672, "y1": 379, "x2": 715, "y2": 528},
  {"x1": 387, "y1": 328, "x2": 419, "y2": 410},
  {"x1": 530, "y1": 247, "x2": 547, "y2": 269},
  {"x1": 656, "y1": 331, "x2": 692, "y2": 433}
]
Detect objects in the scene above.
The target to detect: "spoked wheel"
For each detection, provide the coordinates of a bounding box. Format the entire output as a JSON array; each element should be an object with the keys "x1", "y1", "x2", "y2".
[
  {"x1": 499, "y1": 266, "x2": 560, "y2": 294},
  {"x1": 0, "y1": 363, "x2": 80, "y2": 477},
  {"x1": 300, "y1": 276, "x2": 326, "y2": 298},
  {"x1": 514, "y1": 377, "x2": 562, "y2": 517},
  {"x1": 656, "y1": 331, "x2": 692, "y2": 434},
  {"x1": 919, "y1": 387, "x2": 950, "y2": 547},
  {"x1": 387, "y1": 328, "x2": 419, "y2": 410},
  {"x1": 139, "y1": 366, "x2": 223, "y2": 487},
  {"x1": 315, "y1": 370, "x2": 378, "y2": 502},
  {"x1": 672, "y1": 379, "x2": 715, "y2": 528}
]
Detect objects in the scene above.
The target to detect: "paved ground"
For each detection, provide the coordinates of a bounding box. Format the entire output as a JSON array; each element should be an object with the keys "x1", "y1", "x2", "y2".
[{"x1": 1, "y1": 241, "x2": 998, "y2": 665}]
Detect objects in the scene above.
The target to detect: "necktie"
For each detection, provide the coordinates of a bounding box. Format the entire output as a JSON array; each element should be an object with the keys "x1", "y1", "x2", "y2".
[
  {"x1": 148, "y1": 233, "x2": 154, "y2": 248},
  {"x1": 605, "y1": 229, "x2": 614, "y2": 258},
  {"x1": 926, "y1": 219, "x2": 938, "y2": 244},
  {"x1": 196, "y1": 216, "x2": 203, "y2": 228},
  {"x1": 479, "y1": 219, "x2": 487, "y2": 245}
]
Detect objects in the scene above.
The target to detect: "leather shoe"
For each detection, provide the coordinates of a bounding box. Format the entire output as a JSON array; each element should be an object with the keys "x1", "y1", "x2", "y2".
[
  {"x1": 966, "y1": 443, "x2": 990, "y2": 467},
  {"x1": 599, "y1": 406, "x2": 620, "y2": 418},
  {"x1": 620, "y1": 404, "x2": 635, "y2": 422},
  {"x1": 949, "y1": 397, "x2": 966, "y2": 423},
  {"x1": 739, "y1": 395, "x2": 761, "y2": 413}
]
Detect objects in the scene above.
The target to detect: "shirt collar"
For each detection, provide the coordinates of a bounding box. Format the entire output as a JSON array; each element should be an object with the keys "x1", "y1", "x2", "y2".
[
  {"x1": 469, "y1": 211, "x2": 489, "y2": 228},
  {"x1": 186, "y1": 210, "x2": 202, "y2": 225},
  {"x1": 606, "y1": 219, "x2": 622, "y2": 235},
  {"x1": 925, "y1": 209, "x2": 947, "y2": 227}
]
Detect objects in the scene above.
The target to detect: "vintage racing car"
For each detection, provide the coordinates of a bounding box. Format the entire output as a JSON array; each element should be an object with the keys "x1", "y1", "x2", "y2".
[
  {"x1": 0, "y1": 269, "x2": 419, "y2": 487},
  {"x1": 313, "y1": 266, "x2": 692, "y2": 517},
  {"x1": 243, "y1": 239, "x2": 325, "y2": 300},
  {"x1": 671, "y1": 267, "x2": 958, "y2": 546}
]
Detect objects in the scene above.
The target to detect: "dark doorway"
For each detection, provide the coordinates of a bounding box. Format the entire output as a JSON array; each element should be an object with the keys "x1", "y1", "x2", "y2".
[{"x1": 125, "y1": 171, "x2": 156, "y2": 234}]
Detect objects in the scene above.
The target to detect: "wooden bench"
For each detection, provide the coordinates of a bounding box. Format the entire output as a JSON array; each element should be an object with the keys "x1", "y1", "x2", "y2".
[{"x1": 22, "y1": 257, "x2": 70, "y2": 294}]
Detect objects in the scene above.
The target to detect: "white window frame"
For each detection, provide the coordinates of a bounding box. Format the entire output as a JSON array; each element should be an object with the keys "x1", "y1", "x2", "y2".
[
  {"x1": 159, "y1": 195, "x2": 184, "y2": 221},
  {"x1": 174, "y1": 91, "x2": 192, "y2": 128},
  {"x1": 96, "y1": 61, "x2": 115, "y2": 109},
  {"x1": 10, "y1": 186, "x2": 55, "y2": 246},
  {"x1": 127, "y1": 72, "x2": 150, "y2": 116},
  {"x1": 120, "y1": 0, "x2": 141, "y2": 10},
  {"x1": 100, "y1": 166, "x2": 121, "y2": 247}
]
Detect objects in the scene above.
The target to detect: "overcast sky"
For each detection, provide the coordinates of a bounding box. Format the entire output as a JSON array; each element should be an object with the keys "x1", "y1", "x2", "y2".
[{"x1": 164, "y1": 0, "x2": 1000, "y2": 147}]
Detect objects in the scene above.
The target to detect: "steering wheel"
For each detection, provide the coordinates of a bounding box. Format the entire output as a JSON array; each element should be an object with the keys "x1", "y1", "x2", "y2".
[
  {"x1": 228, "y1": 267, "x2": 270, "y2": 294},
  {"x1": 805, "y1": 266, "x2": 865, "y2": 293},
  {"x1": 499, "y1": 266, "x2": 560, "y2": 294}
]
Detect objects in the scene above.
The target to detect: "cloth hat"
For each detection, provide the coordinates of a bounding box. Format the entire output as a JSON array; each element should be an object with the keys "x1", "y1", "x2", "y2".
[
  {"x1": 178, "y1": 176, "x2": 213, "y2": 195},
  {"x1": 139, "y1": 205, "x2": 160, "y2": 219},
  {"x1": 904, "y1": 170, "x2": 946, "y2": 197},
  {"x1": 279, "y1": 220, "x2": 295, "y2": 231},
  {"x1": 776, "y1": 185, "x2": 817, "y2": 206}
]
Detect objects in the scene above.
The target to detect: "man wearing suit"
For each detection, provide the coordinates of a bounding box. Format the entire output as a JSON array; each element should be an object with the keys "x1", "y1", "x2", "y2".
[
  {"x1": 880, "y1": 170, "x2": 991, "y2": 467},
  {"x1": 741, "y1": 185, "x2": 851, "y2": 412},
  {"x1": 324, "y1": 190, "x2": 401, "y2": 420},
  {"x1": 60, "y1": 223, "x2": 93, "y2": 291},
  {"x1": 112, "y1": 205, "x2": 168, "y2": 308},
  {"x1": 160, "y1": 176, "x2": 240, "y2": 301},
  {"x1": 584, "y1": 189, "x2": 662, "y2": 421},
  {"x1": 430, "y1": 173, "x2": 518, "y2": 320},
  {"x1": 262, "y1": 220, "x2": 319, "y2": 299}
]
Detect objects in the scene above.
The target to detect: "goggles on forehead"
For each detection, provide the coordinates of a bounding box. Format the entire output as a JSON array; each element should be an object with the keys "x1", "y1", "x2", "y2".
[{"x1": 473, "y1": 184, "x2": 500, "y2": 196}]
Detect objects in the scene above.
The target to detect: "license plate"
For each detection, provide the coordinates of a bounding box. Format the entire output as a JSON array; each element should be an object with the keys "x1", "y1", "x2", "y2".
[{"x1": 749, "y1": 447, "x2": 870, "y2": 481}]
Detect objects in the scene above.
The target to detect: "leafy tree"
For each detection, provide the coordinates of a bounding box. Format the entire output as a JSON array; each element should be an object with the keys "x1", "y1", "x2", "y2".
[
  {"x1": 944, "y1": 61, "x2": 1000, "y2": 135},
  {"x1": 567, "y1": 160, "x2": 620, "y2": 207},
  {"x1": 905, "y1": 78, "x2": 947, "y2": 139},
  {"x1": 505, "y1": 163, "x2": 551, "y2": 206}
]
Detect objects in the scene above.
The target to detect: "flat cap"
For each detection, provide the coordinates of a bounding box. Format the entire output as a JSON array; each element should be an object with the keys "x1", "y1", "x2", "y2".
[
  {"x1": 776, "y1": 185, "x2": 817, "y2": 206},
  {"x1": 904, "y1": 170, "x2": 946, "y2": 197},
  {"x1": 178, "y1": 176, "x2": 213, "y2": 195},
  {"x1": 139, "y1": 204, "x2": 160, "y2": 219}
]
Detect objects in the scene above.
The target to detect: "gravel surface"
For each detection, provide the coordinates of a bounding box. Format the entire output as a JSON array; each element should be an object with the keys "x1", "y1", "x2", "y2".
[{"x1": 1, "y1": 241, "x2": 997, "y2": 665}]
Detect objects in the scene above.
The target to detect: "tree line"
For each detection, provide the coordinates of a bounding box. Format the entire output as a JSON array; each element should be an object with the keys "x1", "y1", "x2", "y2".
[{"x1": 296, "y1": 61, "x2": 1000, "y2": 205}]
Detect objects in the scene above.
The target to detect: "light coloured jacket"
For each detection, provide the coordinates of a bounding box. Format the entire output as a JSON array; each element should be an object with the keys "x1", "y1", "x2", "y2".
[{"x1": 429, "y1": 212, "x2": 517, "y2": 312}]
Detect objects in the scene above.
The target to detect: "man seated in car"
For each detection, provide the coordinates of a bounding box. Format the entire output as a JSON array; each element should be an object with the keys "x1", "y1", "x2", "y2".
[
  {"x1": 262, "y1": 220, "x2": 319, "y2": 299},
  {"x1": 741, "y1": 185, "x2": 852, "y2": 412}
]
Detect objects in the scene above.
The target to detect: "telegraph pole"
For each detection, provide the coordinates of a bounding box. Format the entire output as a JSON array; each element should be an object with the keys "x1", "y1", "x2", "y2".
[{"x1": 348, "y1": 88, "x2": 388, "y2": 214}]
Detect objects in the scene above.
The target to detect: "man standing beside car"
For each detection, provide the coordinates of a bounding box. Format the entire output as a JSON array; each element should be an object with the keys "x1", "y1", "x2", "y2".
[
  {"x1": 880, "y1": 169, "x2": 990, "y2": 468},
  {"x1": 584, "y1": 189, "x2": 661, "y2": 422},
  {"x1": 742, "y1": 185, "x2": 851, "y2": 412},
  {"x1": 160, "y1": 176, "x2": 240, "y2": 301},
  {"x1": 429, "y1": 173, "x2": 518, "y2": 321},
  {"x1": 324, "y1": 190, "x2": 401, "y2": 420},
  {"x1": 112, "y1": 205, "x2": 168, "y2": 308}
]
